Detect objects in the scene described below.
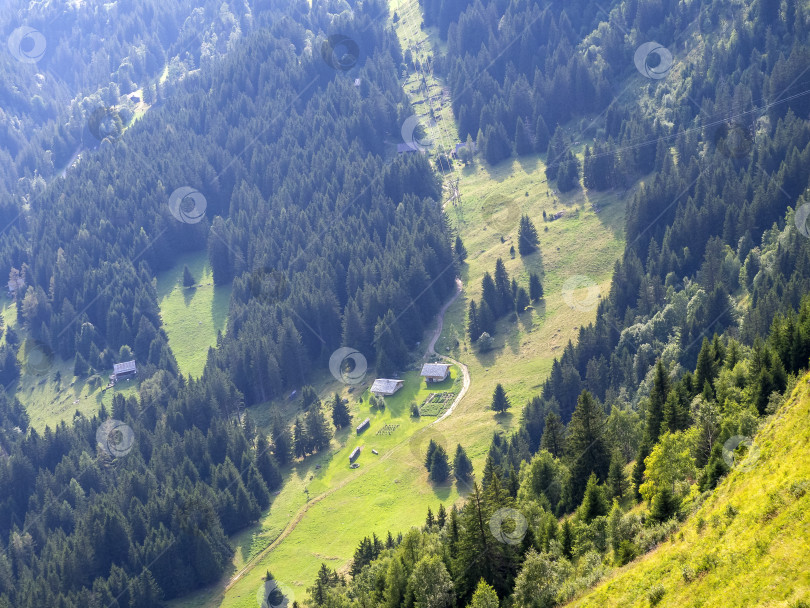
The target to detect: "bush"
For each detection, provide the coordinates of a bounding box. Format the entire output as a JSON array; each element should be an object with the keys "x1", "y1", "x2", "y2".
[
  {"x1": 647, "y1": 584, "x2": 665, "y2": 606},
  {"x1": 410, "y1": 402, "x2": 420, "y2": 417}
]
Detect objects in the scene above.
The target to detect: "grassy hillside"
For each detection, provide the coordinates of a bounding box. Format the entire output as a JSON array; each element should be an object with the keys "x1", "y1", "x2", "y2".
[
  {"x1": 567, "y1": 374, "x2": 810, "y2": 608},
  {"x1": 156, "y1": 251, "x2": 231, "y2": 378},
  {"x1": 1, "y1": 297, "x2": 138, "y2": 430}
]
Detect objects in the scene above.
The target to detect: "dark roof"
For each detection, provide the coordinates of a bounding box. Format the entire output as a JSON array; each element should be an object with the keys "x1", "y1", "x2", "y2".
[{"x1": 113, "y1": 360, "x2": 137, "y2": 375}]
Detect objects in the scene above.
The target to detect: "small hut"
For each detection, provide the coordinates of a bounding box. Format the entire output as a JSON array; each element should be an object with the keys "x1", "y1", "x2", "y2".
[{"x1": 356, "y1": 418, "x2": 370, "y2": 434}]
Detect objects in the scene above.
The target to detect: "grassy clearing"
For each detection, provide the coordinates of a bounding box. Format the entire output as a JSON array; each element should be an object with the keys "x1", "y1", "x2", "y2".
[
  {"x1": 156, "y1": 251, "x2": 231, "y2": 378},
  {"x1": 1, "y1": 297, "x2": 138, "y2": 430},
  {"x1": 174, "y1": 4, "x2": 630, "y2": 606},
  {"x1": 566, "y1": 374, "x2": 810, "y2": 607}
]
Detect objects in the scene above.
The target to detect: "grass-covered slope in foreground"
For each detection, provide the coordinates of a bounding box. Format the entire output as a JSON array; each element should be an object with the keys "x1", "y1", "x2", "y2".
[{"x1": 568, "y1": 375, "x2": 810, "y2": 608}]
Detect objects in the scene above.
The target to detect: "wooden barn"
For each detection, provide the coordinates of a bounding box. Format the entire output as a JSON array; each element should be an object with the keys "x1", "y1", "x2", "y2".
[
  {"x1": 420, "y1": 363, "x2": 450, "y2": 383},
  {"x1": 110, "y1": 360, "x2": 137, "y2": 383},
  {"x1": 370, "y1": 378, "x2": 404, "y2": 396},
  {"x1": 356, "y1": 418, "x2": 370, "y2": 434}
]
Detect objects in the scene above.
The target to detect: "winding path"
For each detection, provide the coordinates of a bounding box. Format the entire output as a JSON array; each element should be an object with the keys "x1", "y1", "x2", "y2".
[
  {"x1": 425, "y1": 277, "x2": 470, "y2": 424},
  {"x1": 221, "y1": 278, "x2": 470, "y2": 597}
]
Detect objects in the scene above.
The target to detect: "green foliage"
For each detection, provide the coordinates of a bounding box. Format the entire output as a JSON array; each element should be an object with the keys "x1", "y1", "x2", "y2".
[
  {"x1": 578, "y1": 473, "x2": 609, "y2": 523},
  {"x1": 518, "y1": 215, "x2": 539, "y2": 255},
  {"x1": 491, "y1": 383, "x2": 511, "y2": 413},
  {"x1": 454, "y1": 444, "x2": 474, "y2": 482},
  {"x1": 429, "y1": 445, "x2": 451, "y2": 483}
]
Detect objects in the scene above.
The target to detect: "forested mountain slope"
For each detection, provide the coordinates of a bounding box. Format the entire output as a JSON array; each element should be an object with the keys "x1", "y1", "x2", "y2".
[
  {"x1": 0, "y1": 1, "x2": 458, "y2": 606},
  {"x1": 567, "y1": 371, "x2": 810, "y2": 607},
  {"x1": 298, "y1": 0, "x2": 810, "y2": 605}
]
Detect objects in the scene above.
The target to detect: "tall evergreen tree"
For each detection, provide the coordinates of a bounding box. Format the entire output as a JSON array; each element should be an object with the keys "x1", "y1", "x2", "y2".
[
  {"x1": 517, "y1": 215, "x2": 539, "y2": 255},
  {"x1": 331, "y1": 393, "x2": 351, "y2": 429},
  {"x1": 429, "y1": 445, "x2": 451, "y2": 482},
  {"x1": 646, "y1": 360, "x2": 670, "y2": 444},
  {"x1": 540, "y1": 411, "x2": 566, "y2": 458},
  {"x1": 454, "y1": 444, "x2": 474, "y2": 482},
  {"x1": 529, "y1": 273, "x2": 544, "y2": 301},
  {"x1": 491, "y1": 384, "x2": 511, "y2": 413},
  {"x1": 566, "y1": 390, "x2": 609, "y2": 506}
]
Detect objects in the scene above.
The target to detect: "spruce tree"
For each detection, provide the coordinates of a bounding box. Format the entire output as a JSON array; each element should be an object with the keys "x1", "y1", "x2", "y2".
[
  {"x1": 454, "y1": 235, "x2": 468, "y2": 261},
  {"x1": 331, "y1": 393, "x2": 351, "y2": 429},
  {"x1": 468, "y1": 301, "x2": 481, "y2": 343},
  {"x1": 529, "y1": 273, "x2": 544, "y2": 301},
  {"x1": 425, "y1": 439, "x2": 439, "y2": 472},
  {"x1": 540, "y1": 411, "x2": 566, "y2": 458},
  {"x1": 454, "y1": 444, "x2": 474, "y2": 481},
  {"x1": 515, "y1": 117, "x2": 533, "y2": 156},
  {"x1": 437, "y1": 503, "x2": 447, "y2": 528},
  {"x1": 607, "y1": 450, "x2": 628, "y2": 500},
  {"x1": 646, "y1": 360, "x2": 670, "y2": 443},
  {"x1": 491, "y1": 383, "x2": 511, "y2": 413},
  {"x1": 579, "y1": 472, "x2": 609, "y2": 522},
  {"x1": 182, "y1": 264, "x2": 196, "y2": 287},
  {"x1": 567, "y1": 390, "x2": 609, "y2": 506},
  {"x1": 429, "y1": 445, "x2": 451, "y2": 482},
  {"x1": 517, "y1": 215, "x2": 539, "y2": 255}
]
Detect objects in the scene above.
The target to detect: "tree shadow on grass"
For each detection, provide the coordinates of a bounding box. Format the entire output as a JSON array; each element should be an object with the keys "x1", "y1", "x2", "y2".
[
  {"x1": 429, "y1": 480, "x2": 453, "y2": 501},
  {"x1": 494, "y1": 411, "x2": 514, "y2": 427}
]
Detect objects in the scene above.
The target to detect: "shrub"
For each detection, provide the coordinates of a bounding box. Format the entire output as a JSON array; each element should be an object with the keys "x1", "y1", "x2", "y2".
[{"x1": 647, "y1": 584, "x2": 665, "y2": 606}]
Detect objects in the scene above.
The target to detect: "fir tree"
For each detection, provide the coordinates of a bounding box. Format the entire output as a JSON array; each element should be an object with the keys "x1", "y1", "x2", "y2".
[
  {"x1": 331, "y1": 393, "x2": 351, "y2": 429},
  {"x1": 429, "y1": 445, "x2": 451, "y2": 482},
  {"x1": 454, "y1": 444, "x2": 474, "y2": 482},
  {"x1": 579, "y1": 472, "x2": 609, "y2": 522},
  {"x1": 468, "y1": 301, "x2": 481, "y2": 343},
  {"x1": 517, "y1": 215, "x2": 539, "y2": 255},
  {"x1": 567, "y1": 390, "x2": 610, "y2": 506},
  {"x1": 529, "y1": 273, "x2": 544, "y2": 301},
  {"x1": 491, "y1": 383, "x2": 511, "y2": 413},
  {"x1": 455, "y1": 235, "x2": 468, "y2": 261},
  {"x1": 607, "y1": 450, "x2": 628, "y2": 500},
  {"x1": 540, "y1": 411, "x2": 566, "y2": 458},
  {"x1": 182, "y1": 264, "x2": 196, "y2": 287}
]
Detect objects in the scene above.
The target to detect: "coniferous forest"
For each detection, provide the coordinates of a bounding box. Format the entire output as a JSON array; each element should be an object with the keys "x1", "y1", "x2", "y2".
[{"x1": 0, "y1": 0, "x2": 809, "y2": 606}]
